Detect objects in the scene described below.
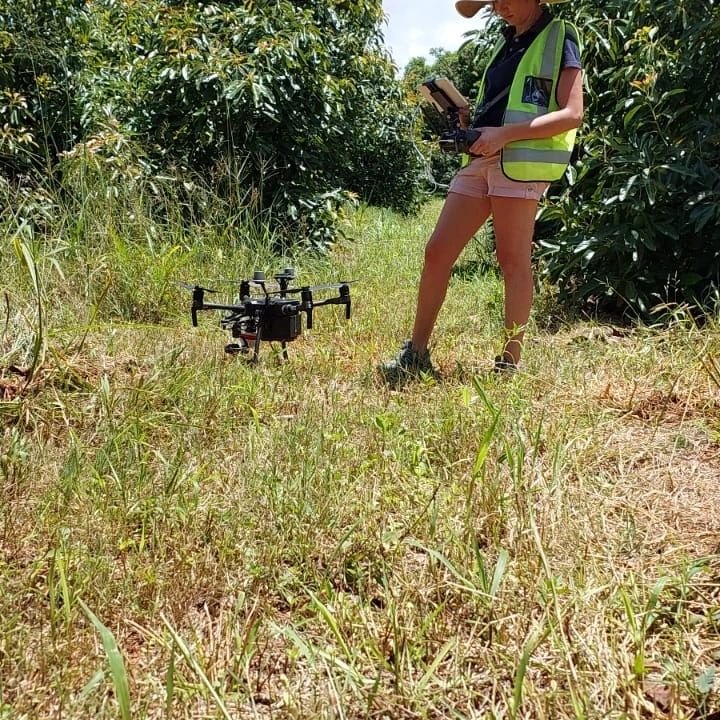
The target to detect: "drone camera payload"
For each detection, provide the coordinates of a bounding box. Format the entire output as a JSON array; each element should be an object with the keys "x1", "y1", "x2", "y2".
[{"x1": 182, "y1": 268, "x2": 353, "y2": 362}]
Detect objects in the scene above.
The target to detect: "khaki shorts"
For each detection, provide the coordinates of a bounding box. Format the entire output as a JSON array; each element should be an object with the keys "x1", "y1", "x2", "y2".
[{"x1": 448, "y1": 153, "x2": 549, "y2": 201}]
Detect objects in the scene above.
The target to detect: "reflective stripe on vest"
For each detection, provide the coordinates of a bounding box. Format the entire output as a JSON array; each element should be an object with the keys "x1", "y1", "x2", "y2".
[
  {"x1": 503, "y1": 147, "x2": 574, "y2": 165},
  {"x1": 539, "y1": 20, "x2": 562, "y2": 86}
]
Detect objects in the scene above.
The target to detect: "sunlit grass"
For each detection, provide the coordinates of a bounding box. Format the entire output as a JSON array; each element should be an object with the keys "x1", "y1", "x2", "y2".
[{"x1": 1, "y1": 178, "x2": 719, "y2": 719}]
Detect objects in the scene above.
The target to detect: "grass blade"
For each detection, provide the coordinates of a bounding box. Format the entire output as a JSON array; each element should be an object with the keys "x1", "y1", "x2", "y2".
[
  {"x1": 490, "y1": 548, "x2": 509, "y2": 599},
  {"x1": 77, "y1": 599, "x2": 131, "y2": 720},
  {"x1": 160, "y1": 613, "x2": 233, "y2": 720},
  {"x1": 415, "y1": 637, "x2": 455, "y2": 695},
  {"x1": 13, "y1": 234, "x2": 46, "y2": 383},
  {"x1": 511, "y1": 617, "x2": 550, "y2": 720},
  {"x1": 307, "y1": 589, "x2": 352, "y2": 659}
]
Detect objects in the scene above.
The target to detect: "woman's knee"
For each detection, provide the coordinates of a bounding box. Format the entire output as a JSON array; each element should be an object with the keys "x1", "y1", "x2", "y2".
[
  {"x1": 423, "y1": 231, "x2": 458, "y2": 271},
  {"x1": 496, "y1": 246, "x2": 532, "y2": 277}
]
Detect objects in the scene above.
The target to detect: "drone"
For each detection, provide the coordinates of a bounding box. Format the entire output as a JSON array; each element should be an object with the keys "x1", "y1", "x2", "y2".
[{"x1": 181, "y1": 268, "x2": 353, "y2": 362}]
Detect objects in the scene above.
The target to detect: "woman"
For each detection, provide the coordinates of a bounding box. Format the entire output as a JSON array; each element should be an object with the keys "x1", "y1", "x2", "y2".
[{"x1": 380, "y1": 0, "x2": 584, "y2": 381}]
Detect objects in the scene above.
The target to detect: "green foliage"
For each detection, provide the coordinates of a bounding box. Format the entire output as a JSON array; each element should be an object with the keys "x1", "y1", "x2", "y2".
[
  {"x1": 71, "y1": 0, "x2": 423, "y2": 245},
  {"x1": 0, "y1": 0, "x2": 425, "y2": 246},
  {"x1": 0, "y1": 0, "x2": 86, "y2": 176},
  {"x1": 536, "y1": 0, "x2": 720, "y2": 317},
  {"x1": 334, "y1": 70, "x2": 423, "y2": 213}
]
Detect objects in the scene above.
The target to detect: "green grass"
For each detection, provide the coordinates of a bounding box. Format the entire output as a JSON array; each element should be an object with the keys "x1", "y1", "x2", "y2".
[{"x1": 1, "y1": 187, "x2": 719, "y2": 719}]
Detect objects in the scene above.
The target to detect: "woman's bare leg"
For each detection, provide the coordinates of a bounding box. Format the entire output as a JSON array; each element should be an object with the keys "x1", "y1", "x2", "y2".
[
  {"x1": 490, "y1": 195, "x2": 539, "y2": 366},
  {"x1": 410, "y1": 192, "x2": 492, "y2": 350}
]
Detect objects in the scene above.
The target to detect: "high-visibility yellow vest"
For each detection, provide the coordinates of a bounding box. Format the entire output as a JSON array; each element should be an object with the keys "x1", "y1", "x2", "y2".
[{"x1": 477, "y1": 19, "x2": 580, "y2": 182}]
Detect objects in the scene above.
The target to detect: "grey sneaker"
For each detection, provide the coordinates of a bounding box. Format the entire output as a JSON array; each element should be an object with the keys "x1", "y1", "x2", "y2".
[
  {"x1": 494, "y1": 353, "x2": 518, "y2": 374},
  {"x1": 379, "y1": 341, "x2": 434, "y2": 384}
]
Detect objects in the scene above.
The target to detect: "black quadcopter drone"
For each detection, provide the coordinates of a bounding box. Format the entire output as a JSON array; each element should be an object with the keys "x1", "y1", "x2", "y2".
[{"x1": 181, "y1": 268, "x2": 353, "y2": 362}]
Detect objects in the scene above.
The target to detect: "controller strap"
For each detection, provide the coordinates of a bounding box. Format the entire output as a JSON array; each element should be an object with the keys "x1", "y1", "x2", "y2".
[{"x1": 471, "y1": 87, "x2": 510, "y2": 127}]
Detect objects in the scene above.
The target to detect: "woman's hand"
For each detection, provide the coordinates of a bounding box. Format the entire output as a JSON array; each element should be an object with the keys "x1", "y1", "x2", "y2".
[{"x1": 469, "y1": 126, "x2": 509, "y2": 156}]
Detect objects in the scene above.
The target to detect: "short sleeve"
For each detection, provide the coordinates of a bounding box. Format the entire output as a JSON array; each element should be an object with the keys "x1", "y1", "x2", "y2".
[{"x1": 562, "y1": 26, "x2": 582, "y2": 70}]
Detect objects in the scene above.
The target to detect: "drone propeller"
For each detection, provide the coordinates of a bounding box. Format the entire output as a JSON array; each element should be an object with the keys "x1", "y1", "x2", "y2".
[
  {"x1": 194, "y1": 274, "x2": 287, "y2": 296},
  {"x1": 308, "y1": 280, "x2": 356, "y2": 292},
  {"x1": 266, "y1": 280, "x2": 357, "y2": 296},
  {"x1": 176, "y1": 282, "x2": 219, "y2": 294},
  {"x1": 202, "y1": 277, "x2": 274, "y2": 287},
  {"x1": 180, "y1": 271, "x2": 286, "y2": 288}
]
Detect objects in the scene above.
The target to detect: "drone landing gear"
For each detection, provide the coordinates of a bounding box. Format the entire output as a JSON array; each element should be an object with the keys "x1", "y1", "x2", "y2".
[
  {"x1": 224, "y1": 336, "x2": 290, "y2": 363},
  {"x1": 224, "y1": 332, "x2": 256, "y2": 360}
]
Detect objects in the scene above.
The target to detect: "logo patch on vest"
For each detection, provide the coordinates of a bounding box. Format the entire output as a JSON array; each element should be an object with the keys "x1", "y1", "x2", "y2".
[{"x1": 522, "y1": 76, "x2": 553, "y2": 108}]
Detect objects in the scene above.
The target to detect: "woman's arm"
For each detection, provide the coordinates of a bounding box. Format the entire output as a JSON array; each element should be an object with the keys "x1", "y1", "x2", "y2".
[{"x1": 469, "y1": 67, "x2": 584, "y2": 156}]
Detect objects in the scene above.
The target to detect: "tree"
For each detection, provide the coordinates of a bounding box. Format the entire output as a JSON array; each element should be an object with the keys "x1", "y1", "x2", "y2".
[
  {"x1": 535, "y1": 0, "x2": 720, "y2": 317},
  {"x1": 0, "y1": 0, "x2": 86, "y2": 178},
  {"x1": 70, "y1": 0, "x2": 424, "y2": 245},
  {"x1": 2, "y1": 0, "x2": 426, "y2": 245}
]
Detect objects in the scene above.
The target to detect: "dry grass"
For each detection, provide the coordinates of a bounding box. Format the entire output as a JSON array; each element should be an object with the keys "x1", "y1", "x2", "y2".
[{"x1": 1, "y1": 200, "x2": 719, "y2": 719}]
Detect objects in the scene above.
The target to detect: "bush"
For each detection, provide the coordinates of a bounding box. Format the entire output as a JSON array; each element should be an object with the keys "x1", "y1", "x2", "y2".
[
  {"x1": 73, "y1": 0, "x2": 423, "y2": 247},
  {"x1": 0, "y1": 0, "x2": 86, "y2": 178},
  {"x1": 536, "y1": 0, "x2": 720, "y2": 318}
]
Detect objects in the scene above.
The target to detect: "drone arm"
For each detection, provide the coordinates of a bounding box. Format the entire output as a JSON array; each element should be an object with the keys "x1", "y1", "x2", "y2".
[
  {"x1": 192, "y1": 297, "x2": 250, "y2": 326},
  {"x1": 197, "y1": 300, "x2": 249, "y2": 313},
  {"x1": 309, "y1": 284, "x2": 352, "y2": 320}
]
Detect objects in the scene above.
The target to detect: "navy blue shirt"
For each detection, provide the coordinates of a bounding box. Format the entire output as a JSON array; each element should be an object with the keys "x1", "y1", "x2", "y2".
[{"x1": 472, "y1": 9, "x2": 582, "y2": 128}]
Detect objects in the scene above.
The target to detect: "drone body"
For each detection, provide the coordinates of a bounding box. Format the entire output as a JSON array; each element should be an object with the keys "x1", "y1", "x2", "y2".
[{"x1": 186, "y1": 268, "x2": 352, "y2": 362}]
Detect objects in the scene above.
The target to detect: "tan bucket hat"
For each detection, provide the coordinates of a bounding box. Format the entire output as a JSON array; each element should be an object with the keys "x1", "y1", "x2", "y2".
[{"x1": 456, "y1": 0, "x2": 569, "y2": 18}]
